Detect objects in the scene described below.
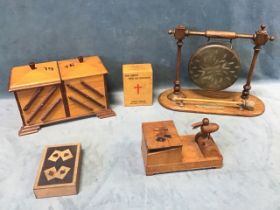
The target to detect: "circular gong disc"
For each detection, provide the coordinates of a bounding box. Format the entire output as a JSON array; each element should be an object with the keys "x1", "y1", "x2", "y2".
[{"x1": 188, "y1": 43, "x2": 241, "y2": 91}]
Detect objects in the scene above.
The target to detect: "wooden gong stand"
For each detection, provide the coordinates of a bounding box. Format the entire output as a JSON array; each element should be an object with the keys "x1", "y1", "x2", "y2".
[{"x1": 159, "y1": 24, "x2": 274, "y2": 117}]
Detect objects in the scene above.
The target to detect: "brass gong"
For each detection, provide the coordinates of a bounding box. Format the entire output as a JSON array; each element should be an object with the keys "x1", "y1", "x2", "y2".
[{"x1": 188, "y1": 43, "x2": 241, "y2": 91}]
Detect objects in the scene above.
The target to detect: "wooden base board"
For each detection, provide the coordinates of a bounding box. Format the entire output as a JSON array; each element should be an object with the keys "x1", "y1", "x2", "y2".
[
  {"x1": 143, "y1": 135, "x2": 222, "y2": 176},
  {"x1": 158, "y1": 88, "x2": 265, "y2": 117},
  {"x1": 18, "y1": 109, "x2": 115, "y2": 136}
]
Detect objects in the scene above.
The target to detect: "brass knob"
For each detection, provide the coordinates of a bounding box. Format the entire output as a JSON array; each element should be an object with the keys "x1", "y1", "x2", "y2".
[
  {"x1": 168, "y1": 29, "x2": 175, "y2": 35},
  {"x1": 270, "y1": 36, "x2": 275, "y2": 41}
]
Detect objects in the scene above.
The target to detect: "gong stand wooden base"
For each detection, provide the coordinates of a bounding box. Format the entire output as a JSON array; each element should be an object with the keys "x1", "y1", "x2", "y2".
[{"x1": 158, "y1": 89, "x2": 265, "y2": 117}]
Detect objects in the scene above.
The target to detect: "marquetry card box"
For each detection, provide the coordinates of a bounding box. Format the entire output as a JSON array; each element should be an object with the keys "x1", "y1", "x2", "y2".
[
  {"x1": 33, "y1": 143, "x2": 81, "y2": 199},
  {"x1": 8, "y1": 56, "x2": 115, "y2": 136},
  {"x1": 122, "y1": 63, "x2": 153, "y2": 106}
]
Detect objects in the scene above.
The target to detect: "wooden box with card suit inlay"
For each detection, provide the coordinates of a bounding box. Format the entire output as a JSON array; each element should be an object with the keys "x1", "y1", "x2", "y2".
[{"x1": 33, "y1": 143, "x2": 81, "y2": 198}]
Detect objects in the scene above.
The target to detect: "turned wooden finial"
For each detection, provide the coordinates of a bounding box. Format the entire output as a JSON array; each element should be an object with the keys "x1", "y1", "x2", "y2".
[
  {"x1": 192, "y1": 118, "x2": 219, "y2": 139},
  {"x1": 77, "y1": 56, "x2": 84, "y2": 63},
  {"x1": 254, "y1": 24, "x2": 275, "y2": 48},
  {"x1": 29, "y1": 62, "x2": 36, "y2": 70}
]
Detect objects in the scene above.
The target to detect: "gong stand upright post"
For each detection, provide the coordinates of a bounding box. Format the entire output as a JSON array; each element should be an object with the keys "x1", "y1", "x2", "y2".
[
  {"x1": 241, "y1": 25, "x2": 275, "y2": 100},
  {"x1": 161, "y1": 24, "x2": 274, "y2": 117},
  {"x1": 167, "y1": 25, "x2": 187, "y2": 100}
]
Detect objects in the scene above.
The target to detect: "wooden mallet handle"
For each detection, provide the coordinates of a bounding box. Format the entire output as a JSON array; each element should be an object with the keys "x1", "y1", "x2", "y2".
[{"x1": 175, "y1": 97, "x2": 255, "y2": 110}]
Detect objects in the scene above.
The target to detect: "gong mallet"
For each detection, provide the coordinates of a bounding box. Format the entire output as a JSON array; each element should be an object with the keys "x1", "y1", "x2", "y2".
[{"x1": 175, "y1": 97, "x2": 255, "y2": 110}]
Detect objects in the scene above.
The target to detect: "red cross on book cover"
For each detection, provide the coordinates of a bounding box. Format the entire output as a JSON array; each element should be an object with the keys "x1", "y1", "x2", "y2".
[{"x1": 134, "y1": 84, "x2": 142, "y2": 95}]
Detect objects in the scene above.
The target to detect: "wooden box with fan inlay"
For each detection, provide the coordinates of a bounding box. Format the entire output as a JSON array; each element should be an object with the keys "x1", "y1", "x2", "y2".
[
  {"x1": 8, "y1": 56, "x2": 115, "y2": 136},
  {"x1": 58, "y1": 56, "x2": 110, "y2": 118}
]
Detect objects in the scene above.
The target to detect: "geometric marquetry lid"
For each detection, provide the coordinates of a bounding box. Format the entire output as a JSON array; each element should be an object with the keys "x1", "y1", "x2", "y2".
[
  {"x1": 142, "y1": 120, "x2": 182, "y2": 150},
  {"x1": 58, "y1": 56, "x2": 108, "y2": 81},
  {"x1": 8, "y1": 61, "x2": 61, "y2": 92},
  {"x1": 33, "y1": 143, "x2": 81, "y2": 190}
]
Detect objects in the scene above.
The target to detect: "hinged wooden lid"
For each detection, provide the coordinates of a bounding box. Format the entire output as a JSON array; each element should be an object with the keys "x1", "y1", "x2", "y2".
[
  {"x1": 58, "y1": 56, "x2": 108, "y2": 81},
  {"x1": 123, "y1": 63, "x2": 152, "y2": 73},
  {"x1": 142, "y1": 120, "x2": 182, "y2": 150},
  {"x1": 9, "y1": 61, "x2": 61, "y2": 91}
]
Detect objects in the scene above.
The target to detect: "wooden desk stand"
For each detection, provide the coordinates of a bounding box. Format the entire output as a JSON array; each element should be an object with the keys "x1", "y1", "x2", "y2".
[{"x1": 141, "y1": 120, "x2": 222, "y2": 176}]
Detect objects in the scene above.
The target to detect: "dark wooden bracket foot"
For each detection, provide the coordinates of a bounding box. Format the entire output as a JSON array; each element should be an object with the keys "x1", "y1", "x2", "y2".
[
  {"x1": 19, "y1": 125, "x2": 41, "y2": 136},
  {"x1": 96, "y1": 109, "x2": 116, "y2": 119}
]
